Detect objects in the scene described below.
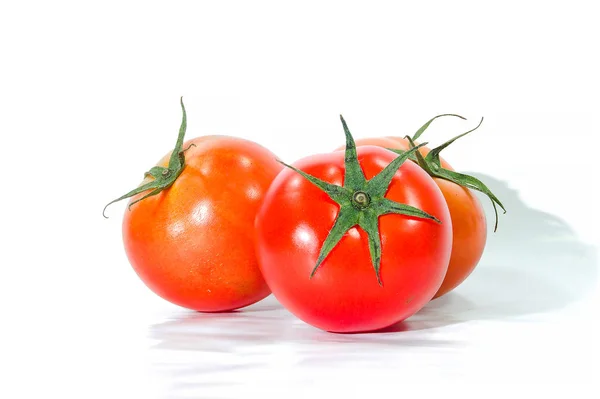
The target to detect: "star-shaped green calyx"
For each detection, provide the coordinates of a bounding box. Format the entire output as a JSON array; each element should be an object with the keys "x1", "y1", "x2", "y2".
[
  {"x1": 388, "y1": 114, "x2": 506, "y2": 231},
  {"x1": 102, "y1": 97, "x2": 195, "y2": 218},
  {"x1": 280, "y1": 116, "x2": 442, "y2": 286}
]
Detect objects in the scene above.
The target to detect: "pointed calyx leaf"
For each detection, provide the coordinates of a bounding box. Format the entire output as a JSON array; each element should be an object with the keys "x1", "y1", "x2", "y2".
[
  {"x1": 339, "y1": 115, "x2": 367, "y2": 188},
  {"x1": 277, "y1": 160, "x2": 351, "y2": 204},
  {"x1": 311, "y1": 208, "x2": 359, "y2": 278},
  {"x1": 403, "y1": 136, "x2": 435, "y2": 176},
  {"x1": 434, "y1": 167, "x2": 505, "y2": 232},
  {"x1": 280, "y1": 115, "x2": 442, "y2": 285},
  {"x1": 102, "y1": 97, "x2": 193, "y2": 218},
  {"x1": 382, "y1": 114, "x2": 467, "y2": 164},
  {"x1": 424, "y1": 117, "x2": 484, "y2": 165},
  {"x1": 389, "y1": 116, "x2": 506, "y2": 231},
  {"x1": 412, "y1": 114, "x2": 466, "y2": 141},
  {"x1": 357, "y1": 209, "x2": 383, "y2": 285},
  {"x1": 375, "y1": 198, "x2": 442, "y2": 223},
  {"x1": 366, "y1": 141, "x2": 428, "y2": 197}
]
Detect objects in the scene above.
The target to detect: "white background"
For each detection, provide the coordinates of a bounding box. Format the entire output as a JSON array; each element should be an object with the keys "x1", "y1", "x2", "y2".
[{"x1": 1, "y1": 1, "x2": 598, "y2": 398}]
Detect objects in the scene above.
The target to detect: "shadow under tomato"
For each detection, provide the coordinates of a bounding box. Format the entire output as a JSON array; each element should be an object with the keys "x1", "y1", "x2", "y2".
[{"x1": 383, "y1": 172, "x2": 598, "y2": 332}]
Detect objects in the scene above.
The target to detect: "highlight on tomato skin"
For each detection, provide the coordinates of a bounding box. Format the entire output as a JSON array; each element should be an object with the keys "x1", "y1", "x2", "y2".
[
  {"x1": 254, "y1": 116, "x2": 453, "y2": 333},
  {"x1": 104, "y1": 99, "x2": 283, "y2": 312}
]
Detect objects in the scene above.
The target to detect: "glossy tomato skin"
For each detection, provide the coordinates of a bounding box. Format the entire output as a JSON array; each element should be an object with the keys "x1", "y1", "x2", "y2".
[
  {"x1": 432, "y1": 179, "x2": 486, "y2": 297},
  {"x1": 350, "y1": 137, "x2": 487, "y2": 298},
  {"x1": 123, "y1": 136, "x2": 282, "y2": 312},
  {"x1": 255, "y1": 146, "x2": 452, "y2": 332}
]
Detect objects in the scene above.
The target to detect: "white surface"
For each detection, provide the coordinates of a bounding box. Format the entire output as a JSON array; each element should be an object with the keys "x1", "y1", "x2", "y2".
[{"x1": 1, "y1": 1, "x2": 598, "y2": 398}]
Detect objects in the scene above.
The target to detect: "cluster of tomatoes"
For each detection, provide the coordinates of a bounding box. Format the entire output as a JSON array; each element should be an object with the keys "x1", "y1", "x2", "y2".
[{"x1": 104, "y1": 99, "x2": 504, "y2": 333}]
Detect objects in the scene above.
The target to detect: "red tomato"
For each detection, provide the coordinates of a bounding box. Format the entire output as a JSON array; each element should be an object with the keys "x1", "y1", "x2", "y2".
[
  {"x1": 350, "y1": 137, "x2": 487, "y2": 298},
  {"x1": 254, "y1": 145, "x2": 452, "y2": 332}
]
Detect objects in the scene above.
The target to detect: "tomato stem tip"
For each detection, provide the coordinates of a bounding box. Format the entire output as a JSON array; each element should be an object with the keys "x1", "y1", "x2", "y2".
[{"x1": 102, "y1": 98, "x2": 192, "y2": 219}]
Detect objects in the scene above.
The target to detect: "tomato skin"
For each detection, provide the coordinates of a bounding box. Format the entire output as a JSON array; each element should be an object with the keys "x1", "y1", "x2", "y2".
[
  {"x1": 255, "y1": 146, "x2": 452, "y2": 332},
  {"x1": 350, "y1": 137, "x2": 487, "y2": 298},
  {"x1": 122, "y1": 135, "x2": 282, "y2": 312},
  {"x1": 432, "y1": 179, "x2": 486, "y2": 297}
]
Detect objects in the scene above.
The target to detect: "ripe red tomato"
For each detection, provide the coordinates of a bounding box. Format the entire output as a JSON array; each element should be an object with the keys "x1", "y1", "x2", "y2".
[
  {"x1": 105, "y1": 101, "x2": 282, "y2": 312},
  {"x1": 350, "y1": 136, "x2": 487, "y2": 298},
  {"x1": 255, "y1": 121, "x2": 452, "y2": 333}
]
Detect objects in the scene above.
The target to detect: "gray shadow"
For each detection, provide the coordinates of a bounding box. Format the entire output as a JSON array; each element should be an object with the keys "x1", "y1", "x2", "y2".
[{"x1": 394, "y1": 173, "x2": 598, "y2": 331}]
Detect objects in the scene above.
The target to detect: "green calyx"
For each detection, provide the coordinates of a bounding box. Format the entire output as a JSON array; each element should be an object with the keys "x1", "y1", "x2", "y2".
[
  {"x1": 280, "y1": 115, "x2": 442, "y2": 286},
  {"x1": 388, "y1": 114, "x2": 506, "y2": 231},
  {"x1": 102, "y1": 97, "x2": 194, "y2": 218}
]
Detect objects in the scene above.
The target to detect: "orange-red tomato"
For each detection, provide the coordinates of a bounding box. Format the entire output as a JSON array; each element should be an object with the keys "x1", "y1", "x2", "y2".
[
  {"x1": 122, "y1": 136, "x2": 283, "y2": 311},
  {"x1": 346, "y1": 137, "x2": 487, "y2": 298}
]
